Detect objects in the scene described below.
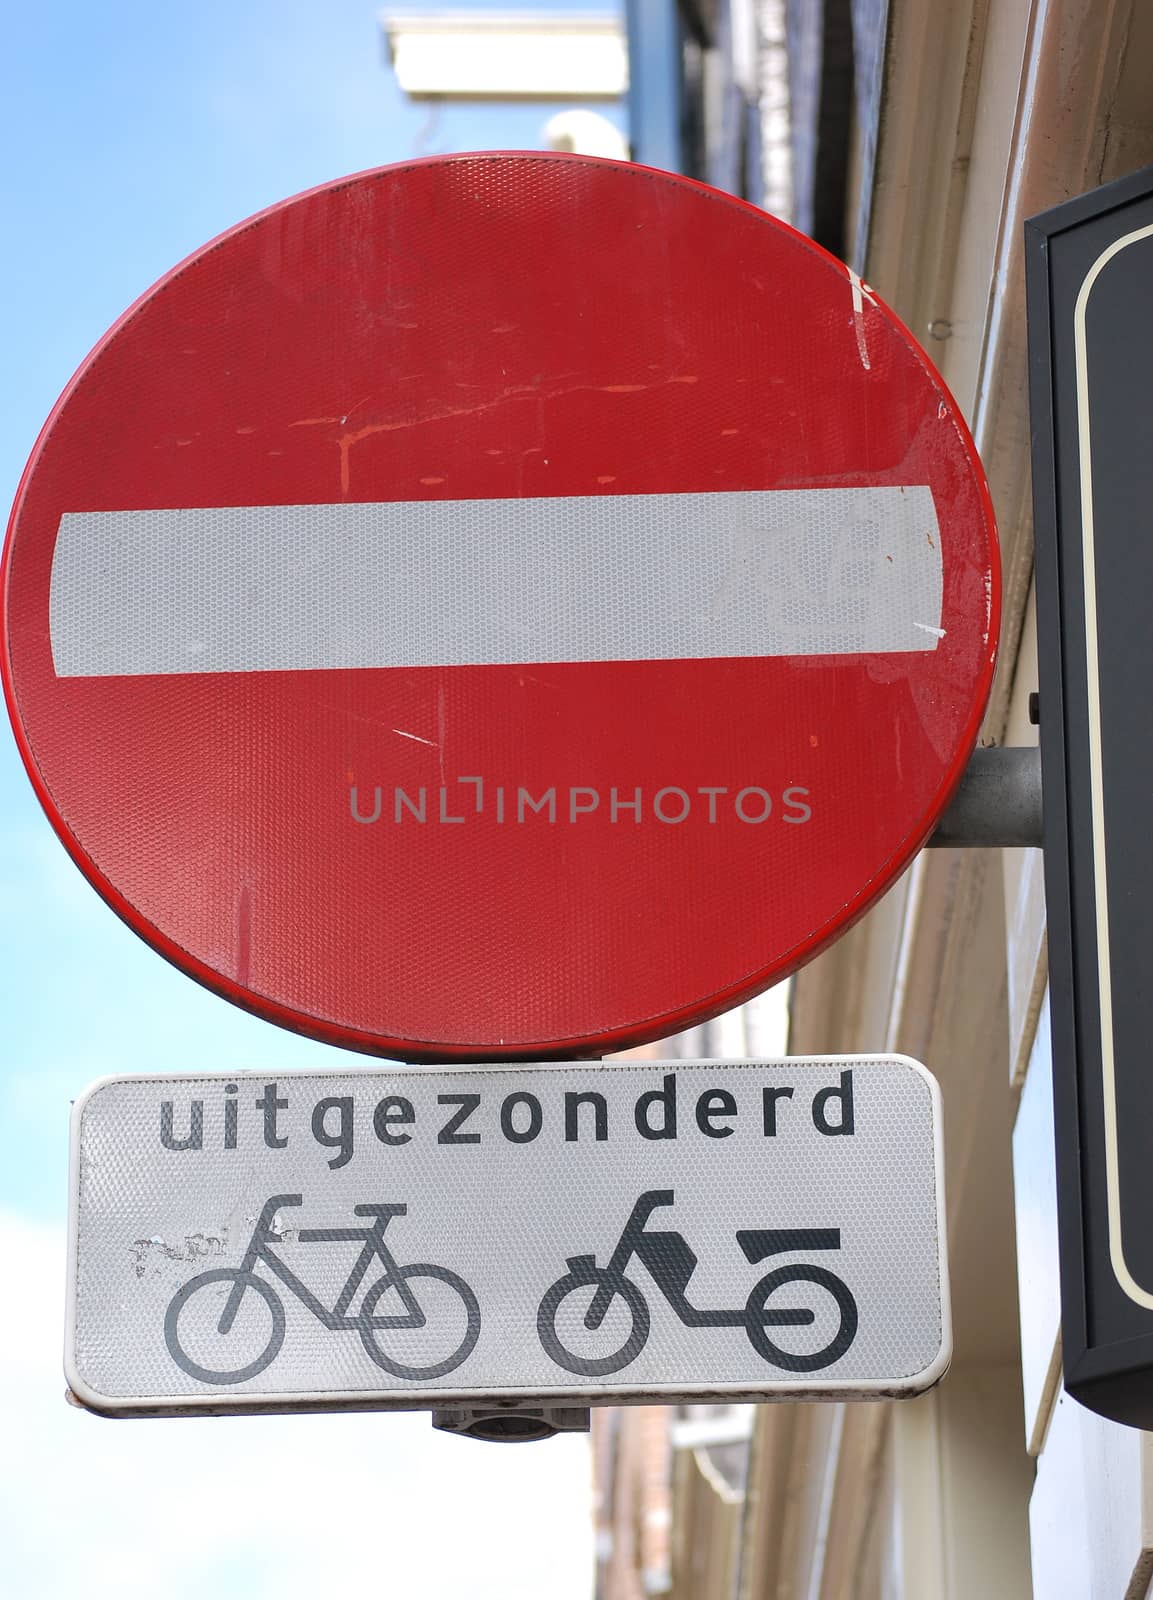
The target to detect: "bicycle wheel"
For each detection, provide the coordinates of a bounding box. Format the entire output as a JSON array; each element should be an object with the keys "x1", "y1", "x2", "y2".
[
  {"x1": 359, "y1": 1264, "x2": 481, "y2": 1381},
  {"x1": 744, "y1": 1264, "x2": 858, "y2": 1372},
  {"x1": 164, "y1": 1268, "x2": 285, "y2": 1385},
  {"x1": 537, "y1": 1266, "x2": 650, "y2": 1377}
]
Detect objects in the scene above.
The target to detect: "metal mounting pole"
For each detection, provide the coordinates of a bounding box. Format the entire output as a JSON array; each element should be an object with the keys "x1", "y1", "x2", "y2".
[{"x1": 926, "y1": 746, "x2": 1042, "y2": 849}]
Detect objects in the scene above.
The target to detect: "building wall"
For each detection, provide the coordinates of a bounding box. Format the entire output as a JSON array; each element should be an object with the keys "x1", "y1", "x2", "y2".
[
  {"x1": 593, "y1": 1405, "x2": 673, "y2": 1598},
  {"x1": 601, "y1": 0, "x2": 1153, "y2": 1595},
  {"x1": 758, "y1": 0, "x2": 1153, "y2": 1594}
]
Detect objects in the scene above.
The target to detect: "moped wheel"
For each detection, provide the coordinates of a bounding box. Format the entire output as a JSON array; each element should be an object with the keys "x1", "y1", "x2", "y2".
[
  {"x1": 164, "y1": 1268, "x2": 285, "y2": 1385},
  {"x1": 359, "y1": 1265, "x2": 481, "y2": 1381},
  {"x1": 537, "y1": 1265, "x2": 650, "y2": 1377},
  {"x1": 744, "y1": 1264, "x2": 858, "y2": 1373}
]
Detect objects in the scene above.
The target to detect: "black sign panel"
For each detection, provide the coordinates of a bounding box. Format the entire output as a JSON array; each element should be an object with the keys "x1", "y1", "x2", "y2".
[{"x1": 1028, "y1": 165, "x2": 1153, "y2": 1428}]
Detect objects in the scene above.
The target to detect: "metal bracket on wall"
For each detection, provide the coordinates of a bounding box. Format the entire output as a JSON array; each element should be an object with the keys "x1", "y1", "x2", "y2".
[
  {"x1": 926, "y1": 746, "x2": 1042, "y2": 849},
  {"x1": 431, "y1": 1404, "x2": 592, "y2": 1443}
]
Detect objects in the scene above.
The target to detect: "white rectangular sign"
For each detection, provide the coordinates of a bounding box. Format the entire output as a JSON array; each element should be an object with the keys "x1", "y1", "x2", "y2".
[
  {"x1": 50, "y1": 487, "x2": 943, "y2": 675},
  {"x1": 66, "y1": 1058, "x2": 950, "y2": 1416}
]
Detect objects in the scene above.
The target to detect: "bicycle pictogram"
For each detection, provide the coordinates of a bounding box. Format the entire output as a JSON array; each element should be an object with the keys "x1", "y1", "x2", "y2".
[
  {"x1": 164, "y1": 1194, "x2": 480, "y2": 1385},
  {"x1": 537, "y1": 1189, "x2": 858, "y2": 1377}
]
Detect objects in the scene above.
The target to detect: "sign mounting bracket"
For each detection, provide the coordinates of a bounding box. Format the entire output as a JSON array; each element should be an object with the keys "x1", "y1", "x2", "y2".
[
  {"x1": 431, "y1": 1403, "x2": 591, "y2": 1443},
  {"x1": 925, "y1": 746, "x2": 1042, "y2": 849}
]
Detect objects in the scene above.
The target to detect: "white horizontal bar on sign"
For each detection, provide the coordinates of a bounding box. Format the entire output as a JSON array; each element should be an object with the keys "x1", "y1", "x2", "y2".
[{"x1": 49, "y1": 487, "x2": 944, "y2": 677}]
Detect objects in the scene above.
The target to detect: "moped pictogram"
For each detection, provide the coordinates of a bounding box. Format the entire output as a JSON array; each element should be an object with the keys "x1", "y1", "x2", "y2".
[{"x1": 537, "y1": 1189, "x2": 857, "y2": 1377}]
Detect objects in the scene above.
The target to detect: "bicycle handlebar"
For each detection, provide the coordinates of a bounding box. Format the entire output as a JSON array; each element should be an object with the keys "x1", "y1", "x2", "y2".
[{"x1": 629, "y1": 1190, "x2": 675, "y2": 1224}]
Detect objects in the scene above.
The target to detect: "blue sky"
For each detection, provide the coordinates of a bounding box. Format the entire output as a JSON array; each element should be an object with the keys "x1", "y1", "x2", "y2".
[
  {"x1": 1, "y1": 0, "x2": 623, "y2": 1213},
  {"x1": 1, "y1": 5, "x2": 621, "y2": 1592}
]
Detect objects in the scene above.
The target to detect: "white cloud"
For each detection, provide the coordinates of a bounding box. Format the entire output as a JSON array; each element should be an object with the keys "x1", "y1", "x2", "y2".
[{"x1": 0, "y1": 1213, "x2": 593, "y2": 1599}]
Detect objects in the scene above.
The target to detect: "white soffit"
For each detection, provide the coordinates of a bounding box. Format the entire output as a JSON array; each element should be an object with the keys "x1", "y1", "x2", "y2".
[{"x1": 382, "y1": 13, "x2": 627, "y2": 100}]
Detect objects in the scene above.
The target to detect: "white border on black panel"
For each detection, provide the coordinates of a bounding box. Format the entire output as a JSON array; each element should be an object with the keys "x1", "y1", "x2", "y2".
[
  {"x1": 1073, "y1": 223, "x2": 1153, "y2": 1311},
  {"x1": 64, "y1": 1056, "x2": 951, "y2": 1417}
]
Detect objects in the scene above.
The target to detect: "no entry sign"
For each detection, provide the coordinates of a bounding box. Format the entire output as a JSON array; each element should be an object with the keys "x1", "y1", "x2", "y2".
[{"x1": 1, "y1": 154, "x2": 999, "y2": 1059}]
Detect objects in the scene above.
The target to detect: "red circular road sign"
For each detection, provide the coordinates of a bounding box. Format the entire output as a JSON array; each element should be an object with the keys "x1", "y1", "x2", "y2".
[{"x1": 2, "y1": 154, "x2": 998, "y2": 1061}]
